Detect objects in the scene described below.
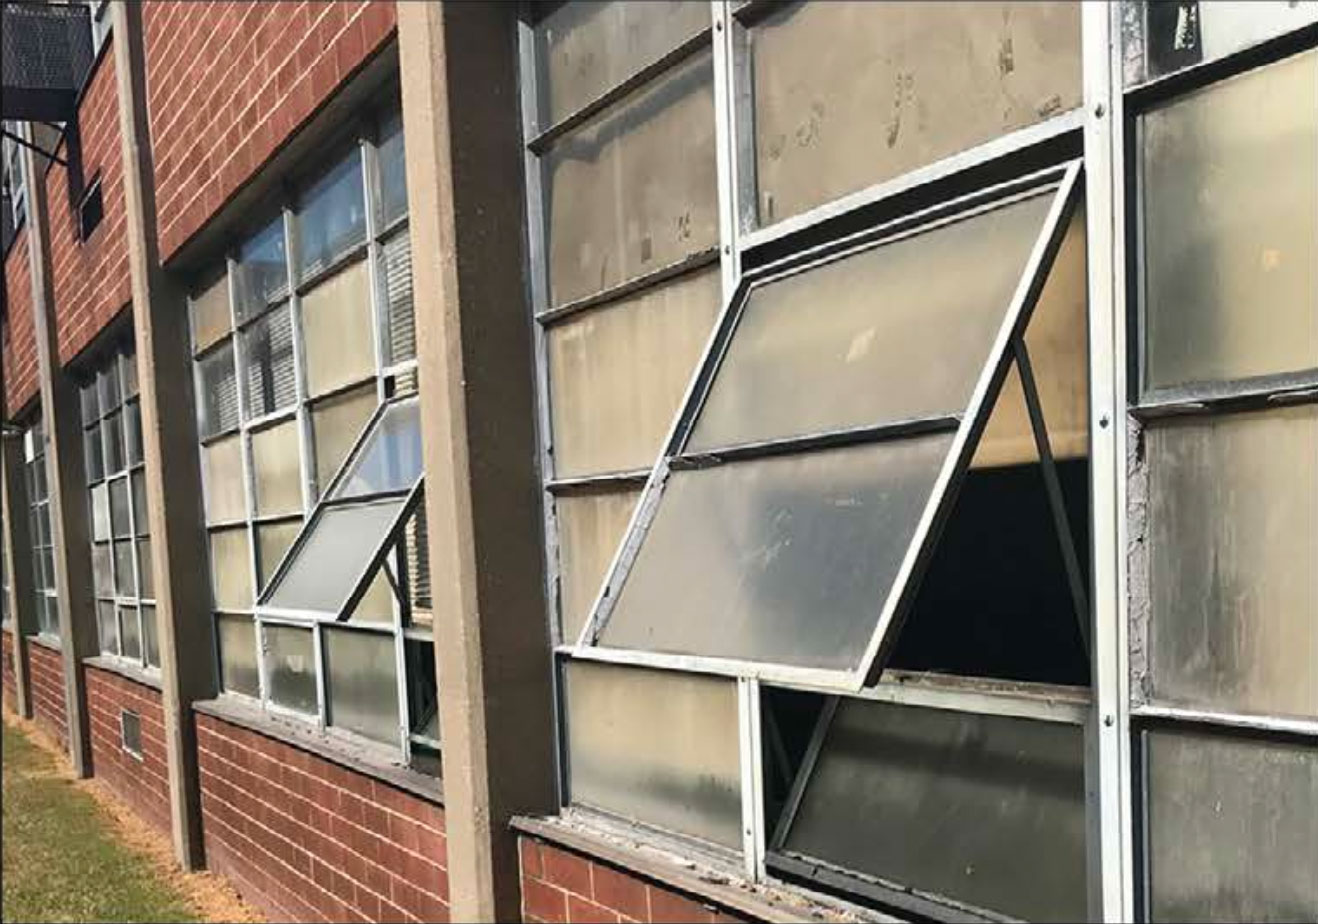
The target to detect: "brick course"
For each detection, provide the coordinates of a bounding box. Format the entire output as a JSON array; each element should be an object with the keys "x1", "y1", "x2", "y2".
[
  {"x1": 196, "y1": 711, "x2": 448, "y2": 923},
  {"x1": 86, "y1": 665, "x2": 171, "y2": 835},
  {"x1": 27, "y1": 639, "x2": 67, "y2": 746},
  {"x1": 3, "y1": 233, "x2": 38, "y2": 418}
]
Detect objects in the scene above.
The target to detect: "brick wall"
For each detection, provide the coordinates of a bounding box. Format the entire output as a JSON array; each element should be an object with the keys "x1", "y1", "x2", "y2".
[
  {"x1": 3, "y1": 233, "x2": 38, "y2": 418},
  {"x1": 45, "y1": 45, "x2": 132, "y2": 365},
  {"x1": 27, "y1": 640, "x2": 67, "y2": 746},
  {"x1": 1, "y1": 627, "x2": 14, "y2": 705},
  {"x1": 519, "y1": 837, "x2": 748, "y2": 924},
  {"x1": 143, "y1": 0, "x2": 398, "y2": 261},
  {"x1": 196, "y1": 711, "x2": 449, "y2": 923},
  {"x1": 86, "y1": 665, "x2": 171, "y2": 835}
]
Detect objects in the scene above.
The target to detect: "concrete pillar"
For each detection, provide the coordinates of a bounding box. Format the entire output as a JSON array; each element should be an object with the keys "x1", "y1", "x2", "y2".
[
  {"x1": 399, "y1": 3, "x2": 557, "y2": 920},
  {"x1": 110, "y1": 0, "x2": 215, "y2": 871},
  {"x1": 20, "y1": 124, "x2": 97, "y2": 776},
  {"x1": 2, "y1": 430, "x2": 37, "y2": 718}
]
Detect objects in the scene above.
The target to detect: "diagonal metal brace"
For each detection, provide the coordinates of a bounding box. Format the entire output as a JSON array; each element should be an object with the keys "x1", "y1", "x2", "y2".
[{"x1": 1, "y1": 127, "x2": 67, "y2": 168}]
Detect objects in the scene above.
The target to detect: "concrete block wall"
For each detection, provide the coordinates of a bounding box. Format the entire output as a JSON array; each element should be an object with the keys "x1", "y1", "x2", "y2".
[
  {"x1": 26, "y1": 641, "x2": 67, "y2": 746},
  {"x1": 3, "y1": 234, "x2": 37, "y2": 418},
  {"x1": 85, "y1": 665, "x2": 171, "y2": 835}
]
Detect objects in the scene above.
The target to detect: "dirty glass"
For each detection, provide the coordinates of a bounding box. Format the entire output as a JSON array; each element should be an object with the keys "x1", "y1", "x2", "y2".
[
  {"x1": 191, "y1": 271, "x2": 233, "y2": 354},
  {"x1": 202, "y1": 434, "x2": 247, "y2": 524},
  {"x1": 242, "y1": 305, "x2": 297, "y2": 418},
  {"x1": 331, "y1": 398, "x2": 422, "y2": 500},
  {"x1": 1128, "y1": 0, "x2": 1318, "y2": 83},
  {"x1": 216, "y1": 613, "x2": 258, "y2": 696},
  {"x1": 197, "y1": 343, "x2": 240, "y2": 438},
  {"x1": 119, "y1": 605, "x2": 141, "y2": 661},
  {"x1": 300, "y1": 258, "x2": 376, "y2": 398},
  {"x1": 555, "y1": 486, "x2": 642, "y2": 642},
  {"x1": 208, "y1": 526, "x2": 252, "y2": 611},
  {"x1": 250, "y1": 419, "x2": 303, "y2": 517},
  {"x1": 311, "y1": 383, "x2": 377, "y2": 493},
  {"x1": 256, "y1": 518, "x2": 301, "y2": 593},
  {"x1": 325, "y1": 627, "x2": 399, "y2": 746},
  {"x1": 298, "y1": 150, "x2": 367, "y2": 280},
  {"x1": 232, "y1": 217, "x2": 288, "y2": 322},
  {"x1": 263, "y1": 623, "x2": 317, "y2": 715}
]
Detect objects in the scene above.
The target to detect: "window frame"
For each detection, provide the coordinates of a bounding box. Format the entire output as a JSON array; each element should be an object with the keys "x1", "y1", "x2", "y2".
[{"x1": 24, "y1": 419, "x2": 59, "y2": 641}]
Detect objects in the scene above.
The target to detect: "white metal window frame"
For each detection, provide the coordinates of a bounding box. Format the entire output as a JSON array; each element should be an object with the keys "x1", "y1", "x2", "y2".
[{"x1": 23, "y1": 418, "x2": 59, "y2": 642}]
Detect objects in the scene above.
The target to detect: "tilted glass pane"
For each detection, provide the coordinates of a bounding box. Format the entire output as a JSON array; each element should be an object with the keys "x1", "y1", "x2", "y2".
[
  {"x1": 1147, "y1": 406, "x2": 1318, "y2": 720},
  {"x1": 331, "y1": 398, "x2": 421, "y2": 500},
  {"x1": 250, "y1": 420, "x2": 303, "y2": 517},
  {"x1": 98, "y1": 600, "x2": 118, "y2": 655},
  {"x1": 1129, "y1": 0, "x2": 1318, "y2": 84},
  {"x1": 1142, "y1": 50, "x2": 1318, "y2": 391},
  {"x1": 345, "y1": 570, "x2": 395, "y2": 625},
  {"x1": 109, "y1": 477, "x2": 131, "y2": 538},
  {"x1": 142, "y1": 605, "x2": 158, "y2": 668},
  {"x1": 547, "y1": 266, "x2": 721, "y2": 477},
  {"x1": 191, "y1": 270, "x2": 233, "y2": 355},
  {"x1": 533, "y1": 0, "x2": 710, "y2": 126},
  {"x1": 242, "y1": 305, "x2": 298, "y2": 418},
  {"x1": 298, "y1": 150, "x2": 367, "y2": 280},
  {"x1": 264, "y1": 498, "x2": 406, "y2": 615},
  {"x1": 119, "y1": 605, "x2": 141, "y2": 661},
  {"x1": 113, "y1": 540, "x2": 136, "y2": 597},
  {"x1": 324, "y1": 627, "x2": 399, "y2": 746},
  {"x1": 564, "y1": 660, "x2": 741, "y2": 848},
  {"x1": 301, "y1": 259, "x2": 376, "y2": 398},
  {"x1": 751, "y1": 2, "x2": 1081, "y2": 227},
  {"x1": 311, "y1": 383, "x2": 377, "y2": 495},
  {"x1": 600, "y1": 434, "x2": 953, "y2": 670},
  {"x1": 782, "y1": 699, "x2": 1086, "y2": 921},
  {"x1": 544, "y1": 49, "x2": 718, "y2": 307},
  {"x1": 197, "y1": 342, "x2": 240, "y2": 437},
  {"x1": 208, "y1": 526, "x2": 252, "y2": 611},
  {"x1": 216, "y1": 613, "x2": 258, "y2": 696},
  {"x1": 377, "y1": 110, "x2": 408, "y2": 229},
  {"x1": 137, "y1": 538, "x2": 152, "y2": 599},
  {"x1": 380, "y1": 231, "x2": 415, "y2": 366},
  {"x1": 202, "y1": 434, "x2": 247, "y2": 524},
  {"x1": 688, "y1": 190, "x2": 1055, "y2": 451},
  {"x1": 90, "y1": 482, "x2": 110, "y2": 541},
  {"x1": 256, "y1": 518, "x2": 301, "y2": 593},
  {"x1": 233, "y1": 217, "x2": 288, "y2": 322},
  {"x1": 263, "y1": 623, "x2": 317, "y2": 715},
  {"x1": 555, "y1": 485, "x2": 642, "y2": 643},
  {"x1": 1146, "y1": 728, "x2": 1318, "y2": 922}
]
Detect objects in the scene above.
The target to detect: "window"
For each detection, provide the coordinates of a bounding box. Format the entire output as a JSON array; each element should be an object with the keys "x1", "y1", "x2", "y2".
[
  {"x1": 25, "y1": 419, "x2": 58, "y2": 639},
  {"x1": 78, "y1": 175, "x2": 104, "y2": 241},
  {"x1": 82, "y1": 342, "x2": 158, "y2": 671},
  {"x1": 120, "y1": 708, "x2": 142, "y2": 759},
  {"x1": 2, "y1": 121, "x2": 27, "y2": 234},
  {"x1": 188, "y1": 107, "x2": 436, "y2": 769}
]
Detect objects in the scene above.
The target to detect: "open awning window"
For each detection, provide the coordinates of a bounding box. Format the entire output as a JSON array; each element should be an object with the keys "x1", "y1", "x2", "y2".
[
  {"x1": 577, "y1": 162, "x2": 1083, "y2": 691},
  {"x1": 257, "y1": 396, "x2": 424, "y2": 620}
]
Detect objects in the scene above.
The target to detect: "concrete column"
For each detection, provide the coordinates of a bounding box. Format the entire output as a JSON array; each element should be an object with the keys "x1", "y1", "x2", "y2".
[
  {"x1": 399, "y1": 3, "x2": 557, "y2": 920},
  {"x1": 2, "y1": 431, "x2": 37, "y2": 718},
  {"x1": 21, "y1": 124, "x2": 97, "y2": 776},
  {"x1": 111, "y1": 0, "x2": 215, "y2": 870}
]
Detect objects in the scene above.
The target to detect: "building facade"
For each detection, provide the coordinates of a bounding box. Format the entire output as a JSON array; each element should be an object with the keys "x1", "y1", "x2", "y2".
[{"x1": 1, "y1": 2, "x2": 1315, "y2": 923}]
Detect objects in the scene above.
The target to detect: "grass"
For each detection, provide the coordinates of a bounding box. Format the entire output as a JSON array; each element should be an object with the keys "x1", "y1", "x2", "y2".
[{"x1": 1, "y1": 719, "x2": 198, "y2": 924}]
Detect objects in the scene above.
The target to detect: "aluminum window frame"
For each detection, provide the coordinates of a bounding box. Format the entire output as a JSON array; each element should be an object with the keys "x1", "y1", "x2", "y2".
[{"x1": 23, "y1": 419, "x2": 59, "y2": 641}]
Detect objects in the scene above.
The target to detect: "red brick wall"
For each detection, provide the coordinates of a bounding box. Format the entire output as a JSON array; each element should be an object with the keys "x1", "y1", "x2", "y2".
[
  {"x1": 3, "y1": 233, "x2": 39, "y2": 418},
  {"x1": 27, "y1": 640, "x2": 67, "y2": 746},
  {"x1": 519, "y1": 837, "x2": 748, "y2": 924},
  {"x1": 196, "y1": 711, "x2": 449, "y2": 923},
  {"x1": 86, "y1": 665, "x2": 171, "y2": 834},
  {"x1": 45, "y1": 46, "x2": 133, "y2": 365},
  {"x1": 143, "y1": 0, "x2": 398, "y2": 261},
  {"x1": 1, "y1": 627, "x2": 15, "y2": 705}
]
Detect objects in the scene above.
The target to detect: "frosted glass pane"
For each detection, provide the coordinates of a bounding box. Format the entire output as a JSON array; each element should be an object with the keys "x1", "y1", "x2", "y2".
[
  {"x1": 544, "y1": 50, "x2": 718, "y2": 307},
  {"x1": 256, "y1": 519, "x2": 301, "y2": 592},
  {"x1": 751, "y1": 2, "x2": 1081, "y2": 227},
  {"x1": 119, "y1": 605, "x2": 141, "y2": 661},
  {"x1": 113, "y1": 540, "x2": 136, "y2": 597},
  {"x1": 534, "y1": 0, "x2": 710, "y2": 125},
  {"x1": 783, "y1": 699, "x2": 1086, "y2": 921},
  {"x1": 202, "y1": 434, "x2": 246, "y2": 524},
  {"x1": 209, "y1": 526, "x2": 252, "y2": 611},
  {"x1": 301, "y1": 260, "x2": 376, "y2": 398},
  {"x1": 556, "y1": 486, "x2": 642, "y2": 643},
  {"x1": 216, "y1": 613, "x2": 258, "y2": 696},
  {"x1": 298, "y1": 151, "x2": 367, "y2": 280},
  {"x1": 192, "y1": 270, "x2": 233, "y2": 354},
  {"x1": 92, "y1": 543, "x2": 112, "y2": 597},
  {"x1": 565, "y1": 661, "x2": 741, "y2": 847},
  {"x1": 242, "y1": 306, "x2": 297, "y2": 418},
  {"x1": 102, "y1": 411, "x2": 124, "y2": 474},
  {"x1": 250, "y1": 420, "x2": 303, "y2": 517},
  {"x1": 264, "y1": 624, "x2": 317, "y2": 715},
  {"x1": 688, "y1": 190, "x2": 1054, "y2": 451},
  {"x1": 233, "y1": 217, "x2": 288, "y2": 322},
  {"x1": 90, "y1": 483, "x2": 110, "y2": 541},
  {"x1": 600, "y1": 434, "x2": 953, "y2": 670},
  {"x1": 98, "y1": 600, "x2": 118, "y2": 654},
  {"x1": 324, "y1": 628, "x2": 399, "y2": 746},
  {"x1": 142, "y1": 605, "x2": 158, "y2": 668},
  {"x1": 311, "y1": 383, "x2": 377, "y2": 493},
  {"x1": 265, "y1": 499, "x2": 405, "y2": 615},
  {"x1": 1142, "y1": 50, "x2": 1318, "y2": 390},
  {"x1": 137, "y1": 539, "x2": 152, "y2": 599},
  {"x1": 548, "y1": 267, "x2": 721, "y2": 477},
  {"x1": 1146, "y1": 729, "x2": 1318, "y2": 922},
  {"x1": 109, "y1": 478, "x2": 131, "y2": 537},
  {"x1": 132, "y1": 469, "x2": 148, "y2": 536},
  {"x1": 332, "y1": 398, "x2": 422, "y2": 500},
  {"x1": 1147, "y1": 406, "x2": 1318, "y2": 720},
  {"x1": 83, "y1": 424, "x2": 103, "y2": 483}
]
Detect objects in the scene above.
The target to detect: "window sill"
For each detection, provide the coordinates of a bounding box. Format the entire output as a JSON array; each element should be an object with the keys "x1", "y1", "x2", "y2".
[
  {"x1": 27, "y1": 633, "x2": 61, "y2": 652},
  {"x1": 511, "y1": 813, "x2": 891, "y2": 924},
  {"x1": 193, "y1": 694, "x2": 443, "y2": 807},
  {"x1": 84, "y1": 655, "x2": 162, "y2": 691}
]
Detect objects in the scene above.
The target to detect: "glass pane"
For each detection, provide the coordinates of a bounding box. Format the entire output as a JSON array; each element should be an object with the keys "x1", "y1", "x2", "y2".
[
  {"x1": 92, "y1": 543, "x2": 113, "y2": 597},
  {"x1": 782, "y1": 699, "x2": 1086, "y2": 921},
  {"x1": 250, "y1": 420, "x2": 303, "y2": 517},
  {"x1": 98, "y1": 600, "x2": 118, "y2": 655},
  {"x1": 556, "y1": 486, "x2": 642, "y2": 642},
  {"x1": 113, "y1": 541, "x2": 136, "y2": 597},
  {"x1": 142, "y1": 605, "x2": 159, "y2": 668},
  {"x1": 548, "y1": 266, "x2": 721, "y2": 477},
  {"x1": 256, "y1": 518, "x2": 301, "y2": 592},
  {"x1": 119, "y1": 605, "x2": 141, "y2": 661},
  {"x1": 264, "y1": 498, "x2": 405, "y2": 615},
  {"x1": 345, "y1": 569, "x2": 395, "y2": 626},
  {"x1": 1141, "y1": 50, "x2": 1318, "y2": 391},
  {"x1": 544, "y1": 49, "x2": 718, "y2": 307},
  {"x1": 90, "y1": 483, "x2": 110, "y2": 541},
  {"x1": 109, "y1": 478, "x2": 131, "y2": 537},
  {"x1": 242, "y1": 305, "x2": 298, "y2": 418},
  {"x1": 311, "y1": 383, "x2": 377, "y2": 493},
  {"x1": 324, "y1": 627, "x2": 399, "y2": 746},
  {"x1": 1147, "y1": 406, "x2": 1318, "y2": 720},
  {"x1": 533, "y1": 0, "x2": 710, "y2": 126},
  {"x1": 406, "y1": 639, "x2": 439, "y2": 740},
  {"x1": 263, "y1": 623, "x2": 317, "y2": 715},
  {"x1": 81, "y1": 381, "x2": 100, "y2": 424},
  {"x1": 216, "y1": 613, "x2": 259, "y2": 696},
  {"x1": 380, "y1": 231, "x2": 415, "y2": 366},
  {"x1": 233, "y1": 217, "x2": 288, "y2": 322},
  {"x1": 751, "y1": 1, "x2": 1081, "y2": 227},
  {"x1": 122, "y1": 351, "x2": 138, "y2": 398},
  {"x1": 1146, "y1": 728, "x2": 1318, "y2": 922},
  {"x1": 83, "y1": 424, "x2": 103, "y2": 483},
  {"x1": 197, "y1": 342, "x2": 240, "y2": 437},
  {"x1": 131, "y1": 468, "x2": 148, "y2": 536},
  {"x1": 301, "y1": 259, "x2": 376, "y2": 398},
  {"x1": 209, "y1": 527, "x2": 252, "y2": 611},
  {"x1": 565, "y1": 660, "x2": 741, "y2": 847},
  {"x1": 102, "y1": 410, "x2": 124, "y2": 474},
  {"x1": 331, "y1": 398, "x2": 422, "y2": 500},
  {"x1": 137, "y1": 538, "x2": 152, "y2": 599},
  {"x1": 600, "y1": 434, "x2": 954, "y2": 671},
  {"x1": 377, "y1": 110, "x2": 407, "y2": 228},
  {"x1": 125, "y1": 401, "x2": 142, "y2": 465},
  {"x1": 688, "y1": 190, "x2": 1056, "y2": 451},
  {"x1": 99, "y1": 365, "x2": 121, "y2": 412},
  {"x1": 298, "y1": 150, "x2": 367, "y2": 279},
  {"x1": 191, "y1": 270, "x2": 233, "y2": 355},
  {"x1": 202, "y1": 434, "x2": 247, "y2": 524},
  {"x1": 1130, "y1": 0, "x2": 1318, "y2": 84}
]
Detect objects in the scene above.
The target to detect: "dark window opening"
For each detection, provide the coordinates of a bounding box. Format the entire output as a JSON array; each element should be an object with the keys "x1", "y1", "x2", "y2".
[
  {"x1": 762, "y1": 687, "x2": 828, "y2": 836},
  {"x1": 120, "y1": 708, "x2": 142, "y2": 759},
  {"x1": 78, "y1": 175, "x2": 103, "y2": 241}
]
